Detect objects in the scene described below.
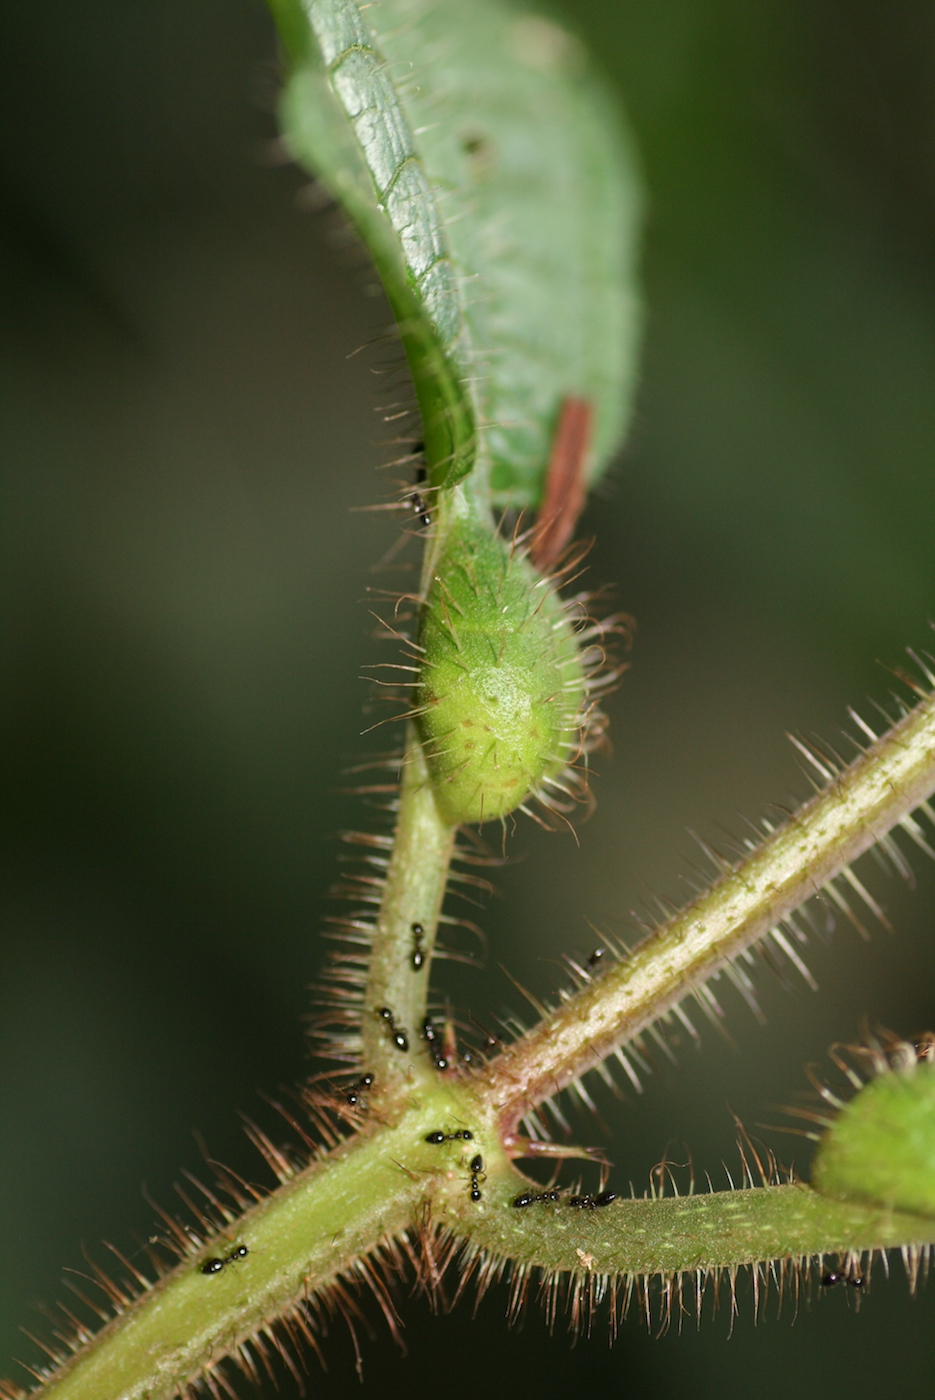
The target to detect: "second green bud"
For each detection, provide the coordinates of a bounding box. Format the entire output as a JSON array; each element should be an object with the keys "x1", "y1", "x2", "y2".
[{"x1": 415, "y1": 517, "x2": 589, "y2": 826}]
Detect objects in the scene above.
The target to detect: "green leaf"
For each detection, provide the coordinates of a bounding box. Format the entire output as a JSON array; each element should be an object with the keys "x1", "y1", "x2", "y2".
[{"x1": 269, "y1": 0, "x2": 643, "y2": 505}]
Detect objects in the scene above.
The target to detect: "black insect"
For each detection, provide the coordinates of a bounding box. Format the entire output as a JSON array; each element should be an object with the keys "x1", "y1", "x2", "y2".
[
  {"x1": 421, "y1": 1015, "x2": 450, "y2": 1071},
  {"x1": 821, "y1": 1270, "x2": 864, "y2": 1290},
  {"x1": 568, "y1": 1192, "x2": 618, "y2": 1210},
  {"x1": 586, "y1": 948, "x2": 605, "y2": 970},
  {"x1": 469, "y1": 1153, "x2": 486, "y2": 1203},
  {"x1": 200, "y1": 1244, "x2": 249, "y2": 1276},
  {"x1": 376, "y1": 1006, "x2": 409, "y2": 1053},
  {"x1": 410, "y1": 491, "x2": 431, "y2": 529},
  {"x1": 424, "y1": 1128, "x2": 474, "y2": 1144},
  {"x1": 512, "y1": 1188, "x2": 564, "y2": 1207},
  {"x1": 344, "y1": 1072, "x2": 375, "y2": 1107},
  {"x1": 410, "y1": 922, "x2": 426, "y2": 971}
]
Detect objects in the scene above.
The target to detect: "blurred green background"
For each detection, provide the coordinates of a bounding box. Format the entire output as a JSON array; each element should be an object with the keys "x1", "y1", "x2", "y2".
[{"x1": 2, "y1": 0, "x2": 935, "y2": 1395}]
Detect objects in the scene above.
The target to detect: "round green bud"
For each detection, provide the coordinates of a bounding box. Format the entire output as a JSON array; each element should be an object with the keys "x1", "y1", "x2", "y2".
[
  {"x1": 415, "y1": 518, "x2": 587, "y2": 825},
  {"x1": 811, "y1": 1061, "x2": 935, "y2": 1218}
]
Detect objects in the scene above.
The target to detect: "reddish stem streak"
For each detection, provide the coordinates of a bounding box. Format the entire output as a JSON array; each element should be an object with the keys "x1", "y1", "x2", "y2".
[{"x1": 530, "y1": 396, "x2": 592, "y2": 571}]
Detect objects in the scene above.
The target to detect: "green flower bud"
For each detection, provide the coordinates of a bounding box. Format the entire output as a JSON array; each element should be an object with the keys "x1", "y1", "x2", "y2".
[
  {"x1": 812, "y1": 1058, "x2": 935, "y2": 1218},
  {"x1": 415, "y1": 518, "x2": 589, "y2": 826}
]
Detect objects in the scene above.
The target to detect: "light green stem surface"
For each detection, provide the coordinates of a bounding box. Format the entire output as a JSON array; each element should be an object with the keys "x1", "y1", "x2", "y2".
[
  {"x1": 362, "y1": 731, "x2": 457, "y2": 1076},
  {"x1": 32, "y1": 1085, "x2": 494, "y2": 1400},
  {"x1": 451, "y1": 1183, "x2": 935, "y2": 1276},
  {"x1": 36, "y1": 1127, "x2": 420, "y2": 1400}
]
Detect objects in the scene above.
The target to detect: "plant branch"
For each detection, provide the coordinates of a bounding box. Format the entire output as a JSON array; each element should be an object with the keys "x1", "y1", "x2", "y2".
[
  {"x1": 485, "y1": 687, "x2": 935, "y2": 1131},
  {"x1": 34, "y1": 1124, "x2": 424, "y2": 1400},
  {"x1": 449, "y1": 1183, "x2": 935, "y2": 1278},
  {"x1": 361, "y1": 729, "x2": 457, "y2": 1076}
]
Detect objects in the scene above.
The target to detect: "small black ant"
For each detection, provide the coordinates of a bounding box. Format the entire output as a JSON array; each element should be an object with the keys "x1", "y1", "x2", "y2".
[
  {"x1": 568, "y1": 1192, "x2": 617, "y2": 1209},
  {"x1": 469, "y1": 1153, "x2": 485, "y2": 1202},
  {"x1": 425, "y1": 1128, "x2": 474, "y2": 1144},
  {"x1": 344, "y1": 1072, "x2": 375, "y2": 1107},
  {"x1": 410, "y1": 922, "x2": 426, "y2": 970},
  {"x1": 421, "y1": 1016, "x2": 450, "y2": 1071},
  {"x1": 512, "y1": 1188, "x2": 563, "y2": 1207},
  {"x1": 409, "y1": 491, "x2": 431, "y2": 529},
  {"x1": 820, "y1": 1270, "x2": 864, "y2": 1290},
  {"x1": 408, "y1": 442, "x2": 431, "y2": 526},
  {"x1": 200, "y1": 1244, "x2": 249, "y2": 1276},
  {"x1": 376, "y1": 1006, "x2": 409, "y2": 1052}
]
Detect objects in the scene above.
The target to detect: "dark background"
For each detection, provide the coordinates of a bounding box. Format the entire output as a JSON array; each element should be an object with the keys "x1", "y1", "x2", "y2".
[{"x1": 2, "y1": 0, "x2": 935, "y2": 1396}]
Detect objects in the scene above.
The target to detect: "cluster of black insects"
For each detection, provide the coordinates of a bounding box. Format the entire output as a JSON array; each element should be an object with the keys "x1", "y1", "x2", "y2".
[
  {"x1": 424, "y1": 1128, "x2": 486, "y2": 1201},
  {"x1": 200, "y1": 1244, "x2": 249, "y2": 1276},
  {"x1": 375, "y1": 996, "x2": 479, "y2": 1070},
  {"x1": 512, "y1": 1189, "x2": 618, "y2": 1210}
]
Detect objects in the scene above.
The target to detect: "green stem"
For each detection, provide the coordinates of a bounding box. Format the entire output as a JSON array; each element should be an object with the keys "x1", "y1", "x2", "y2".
[
  {"x1": 361, "y1": 728, "x2": 457, "y2": 1077},
  {"x1": 31, "y1": 1083, "x2": 500, "y2": 1400},
  {"x1": 485, "y1": 688, "x2": 935, "y2": 1131},
  {"x1": 450, "y1": 1183, "x2": 935, "y2": 1277},
  {"x1": 21, "y1": 685, "x2": 935, "y2": 1399},
  {"x1": 359, "y1": 482, "x2": 480, "y2": 1079},
  {"x1": 36, "y1": 1126, "x2": 421, "y2": 1400}
]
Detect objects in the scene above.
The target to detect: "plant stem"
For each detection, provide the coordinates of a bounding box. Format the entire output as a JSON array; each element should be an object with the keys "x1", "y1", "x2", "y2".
[
  {"x1": 486, "y1": 688, "x2": 935, "y2": 1131},
  {"x1": 361, "y1": 728, "x2": 457, "y2": 1077},
  {"x1": 451, "y1": 1183, "x2": 935, "y2": 1277},
  {"x1": 23, "y1": 687, "x2": 935, "y2": 1400},
  {"x1": 35, "y1": 1123, "x2": 424, "y2": 1400}
]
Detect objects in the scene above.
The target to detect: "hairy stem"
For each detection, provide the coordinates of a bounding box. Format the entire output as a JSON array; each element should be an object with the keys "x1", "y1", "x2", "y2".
[
  {"x1": 452, "y1": 1183, "x2": 935, "y2": 1277},
  {"x1": 361, "y1": 729, "x2": 457, "y2": 1075},
  {"x1": 20, "y1": 687, "x2": 935, "y2": 1400},
  {"x1": 486, "y1": 688, "x2": 935, "y2": 1130},
  {"x1": 35, "y1": 1126, "x2": 423, "y2": 1400},
  {"x1": 30, "y1": 1068, "x2": 516, "y2": 1400}
]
